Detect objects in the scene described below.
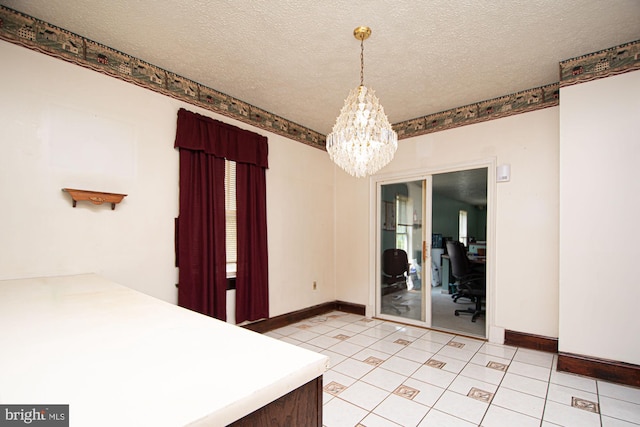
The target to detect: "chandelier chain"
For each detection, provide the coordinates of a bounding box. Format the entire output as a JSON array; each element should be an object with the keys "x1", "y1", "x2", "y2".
[{"x1": 360, "y1": 38, "x2": 364, "y2": 86}]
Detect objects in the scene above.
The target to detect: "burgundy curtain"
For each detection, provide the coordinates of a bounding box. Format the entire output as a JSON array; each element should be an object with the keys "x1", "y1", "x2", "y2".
[
  {"x1": 236, "y1": 162, "x2": 269, "y2": 323},
  {"x1": 174, "y1": 109, "x2": 268, "y2": 169},
  {"x1": 175, "y1": 108, "x2": 269, "y2": 322},
  {"x1": 176, "y1": 150, "x2": 227, "y2": 320}
]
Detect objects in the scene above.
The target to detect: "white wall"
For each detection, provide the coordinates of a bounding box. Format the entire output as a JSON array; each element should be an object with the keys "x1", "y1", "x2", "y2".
[
  {"x1": 0, "y1": 40, "x2": 335, "y2": 317},
  {"x1": 334, "y1": 173, "x2": 371, "y2": 306},
  {"x1": 559, "y1": 70, "x2": 640, "y2": 365},
  {"x1": 266, "y1": 133, "x2": 336, "y2": 315},
  {"x1": 335, "y1": 107, "x2": 560, "y2": 339}
]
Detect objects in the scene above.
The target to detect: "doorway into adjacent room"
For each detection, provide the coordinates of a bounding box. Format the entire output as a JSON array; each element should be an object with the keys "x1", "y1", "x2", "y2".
[
  {"x1": 430, "y1": 168, "x2": 487, "y2": 337},
  {"x1": 375, "y1": 167, "x2": 489, "y2": 338}
]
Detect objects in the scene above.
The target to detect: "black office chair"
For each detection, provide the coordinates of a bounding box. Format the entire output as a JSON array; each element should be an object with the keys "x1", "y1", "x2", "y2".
[
  {"x1": 381, "y1": 249, "x2": 410, "y2": 314},
  {"x1": 446, "y1": 240, "x2": 485, "y2": 322}
]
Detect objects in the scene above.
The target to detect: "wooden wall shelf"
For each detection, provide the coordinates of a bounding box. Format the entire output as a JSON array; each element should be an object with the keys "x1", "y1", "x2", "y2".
[{"x1": 62, "y1": 188, "x2": 127, "y2": 210}]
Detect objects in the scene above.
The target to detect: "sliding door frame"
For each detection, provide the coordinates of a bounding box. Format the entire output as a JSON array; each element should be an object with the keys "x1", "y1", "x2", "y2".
[{"x1": 369, "y1": 158, "x2": 498, "y2": 341}]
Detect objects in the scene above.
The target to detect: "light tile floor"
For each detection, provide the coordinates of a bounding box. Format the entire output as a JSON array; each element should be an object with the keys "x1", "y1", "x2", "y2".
[{"x1": 266, "y1": 311, "x2": 640, "y2": 427}]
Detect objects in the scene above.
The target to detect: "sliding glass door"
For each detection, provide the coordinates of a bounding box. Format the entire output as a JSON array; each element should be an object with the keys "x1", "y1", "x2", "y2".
[
  {"x1": 377, "y1": 178, "x2": 432, "y2": 326},
  {"x1": 375, "y1": 167, "x2": 489, "y2": 337}
]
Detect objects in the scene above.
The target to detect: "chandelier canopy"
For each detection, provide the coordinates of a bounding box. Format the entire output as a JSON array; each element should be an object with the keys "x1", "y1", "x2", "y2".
[{"x1": 326, "y1": 26, "x2": 398, "y2": 178}]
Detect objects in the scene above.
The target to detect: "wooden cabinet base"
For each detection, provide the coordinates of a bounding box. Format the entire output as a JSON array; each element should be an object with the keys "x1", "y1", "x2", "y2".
[{"x1": 228, "y1": 376, "x2": 322, "y2": 427}]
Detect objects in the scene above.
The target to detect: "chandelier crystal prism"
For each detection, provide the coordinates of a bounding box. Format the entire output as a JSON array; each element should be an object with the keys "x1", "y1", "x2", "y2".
[{"x1": 326, "y1": 26, "x2": 398, "y2": 178}]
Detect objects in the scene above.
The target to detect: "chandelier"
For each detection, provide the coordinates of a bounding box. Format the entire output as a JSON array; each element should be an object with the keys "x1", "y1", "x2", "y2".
[{"x1": 326, "y1": 26, "x2": 398, "y2": 178}]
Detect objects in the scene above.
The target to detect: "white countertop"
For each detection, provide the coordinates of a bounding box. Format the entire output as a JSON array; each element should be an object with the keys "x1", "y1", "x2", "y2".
[{"x1": 0, "y1": 274, "x2": 328, "y2": 426}]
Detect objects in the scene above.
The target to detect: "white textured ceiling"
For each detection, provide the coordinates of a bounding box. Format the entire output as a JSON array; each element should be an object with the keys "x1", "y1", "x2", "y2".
[
  {"x1": 433, "y1": 168, "x2": 488, "y2": 207},
  {"x1": 2, "y1": 1, "x2": 640, "y2": 136}
]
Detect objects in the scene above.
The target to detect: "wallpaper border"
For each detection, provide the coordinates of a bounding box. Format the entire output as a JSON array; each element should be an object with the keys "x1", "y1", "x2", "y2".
[
  {"x1": 393, "y1": 83, "x2": 559, "y2": 139},
  {"x1": 1, "y1": 6, "x2": 638, "y2": 148},
  {"x1": 559, "y1": 39, "x2": 640, "y2": 88},
  {"x1": 0, "y1": 5, "x2": 324, "y2": 150}
]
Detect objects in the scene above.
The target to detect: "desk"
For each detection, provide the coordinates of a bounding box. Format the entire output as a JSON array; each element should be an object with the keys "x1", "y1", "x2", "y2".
[
  {"x1": 468, "y1": 255, "x2": 487, "y2": 265},
  {"x1": 0, "y1": 275, "x2": 328, "y2": 426}
]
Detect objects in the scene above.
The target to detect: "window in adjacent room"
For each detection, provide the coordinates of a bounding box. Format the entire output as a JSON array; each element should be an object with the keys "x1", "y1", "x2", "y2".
[
  {"x1": 225, "y1": 159, "x2": 237, "y2": 277},
  {"x1": 459, "y1": 209, "x2": 468, "y2": 246},
  {"x1": 396, "y1": 195, "x2": 410, "y2": 253}
]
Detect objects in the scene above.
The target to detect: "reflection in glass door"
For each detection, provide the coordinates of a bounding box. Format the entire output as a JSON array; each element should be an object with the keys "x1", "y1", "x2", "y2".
[{"x1": 378, "y1": 179, "x2": 431, "y2": 325}]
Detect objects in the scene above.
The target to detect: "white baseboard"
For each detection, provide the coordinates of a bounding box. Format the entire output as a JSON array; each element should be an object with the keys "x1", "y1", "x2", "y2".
[{"x1": 488, "y1": 326, "x2": 505, "y2": 344}]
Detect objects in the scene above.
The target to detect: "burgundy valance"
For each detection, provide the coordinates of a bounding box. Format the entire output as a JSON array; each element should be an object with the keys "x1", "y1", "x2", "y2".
[{"x1": 175, "y1": 108, "x2": 268, "y2": 168}]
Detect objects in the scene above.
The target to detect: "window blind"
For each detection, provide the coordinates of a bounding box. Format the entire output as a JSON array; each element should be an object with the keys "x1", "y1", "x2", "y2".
[{"x1": 225, "y1": 159, "x2": 237, "y2": 267}]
